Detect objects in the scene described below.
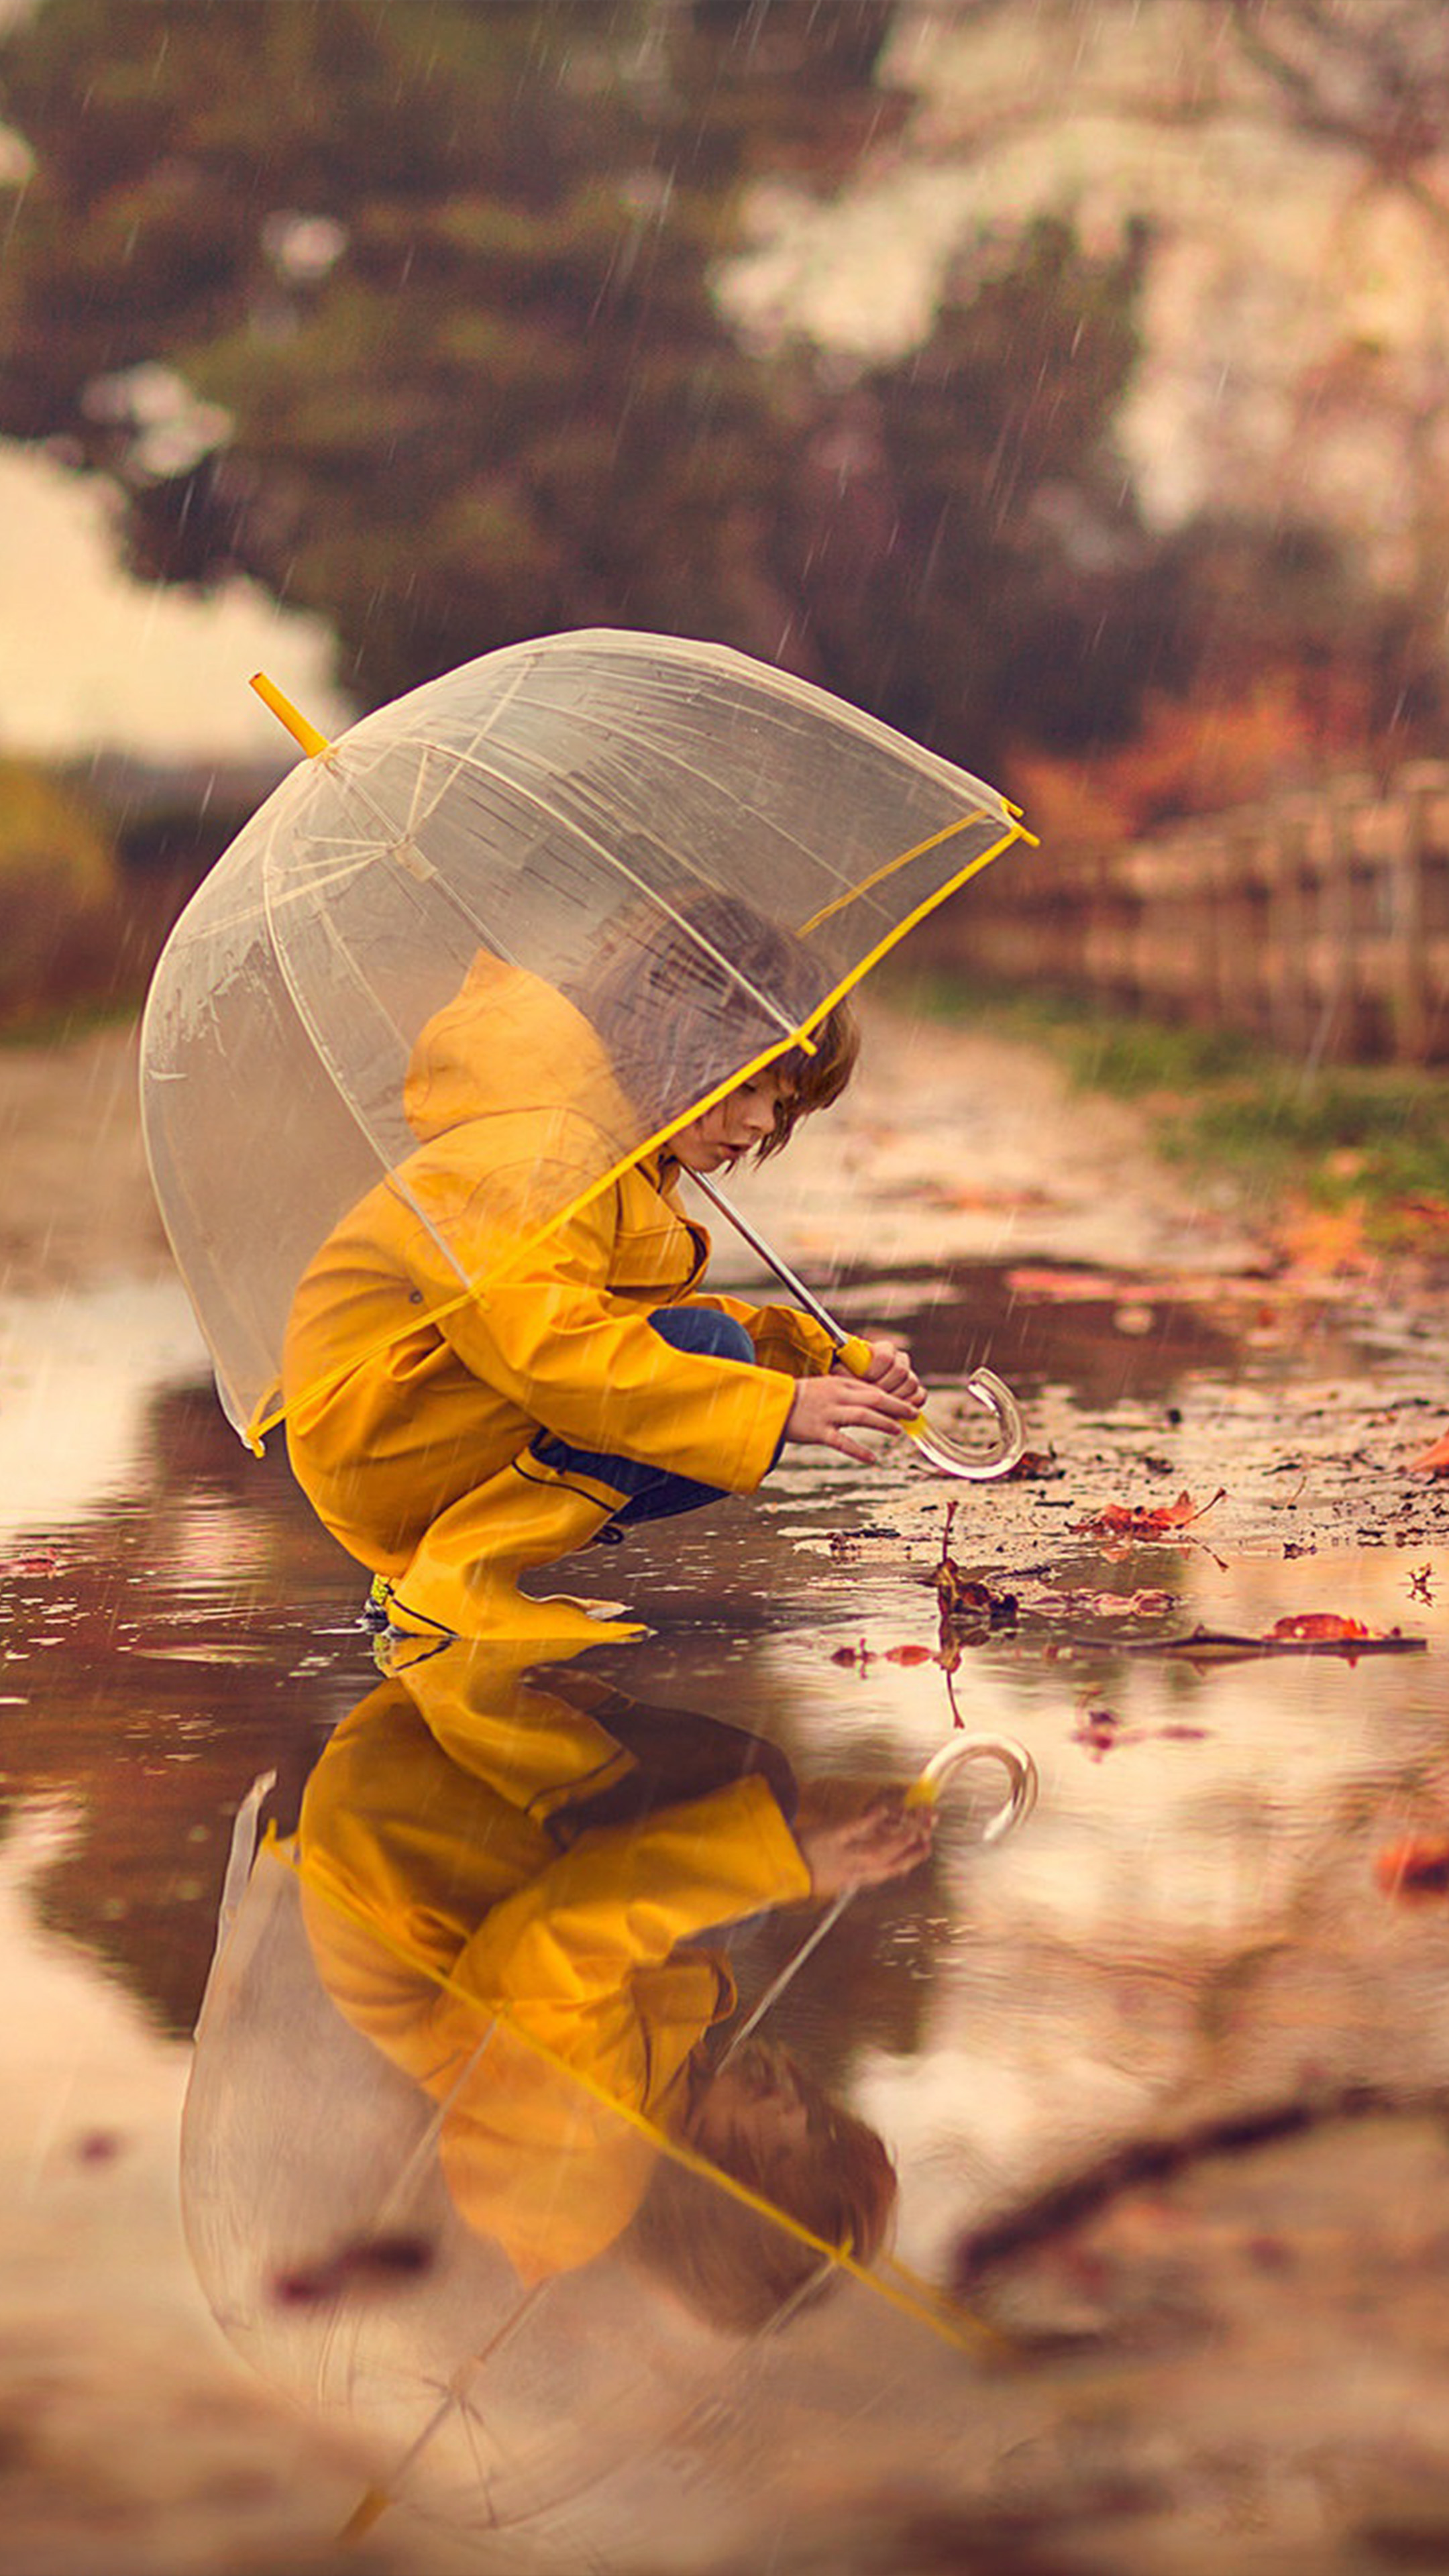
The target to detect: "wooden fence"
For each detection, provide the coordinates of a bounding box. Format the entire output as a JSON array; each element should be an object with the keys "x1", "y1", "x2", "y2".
[{"x1": 951, "y1": 760, "x2": 1449, "y2": 1064}]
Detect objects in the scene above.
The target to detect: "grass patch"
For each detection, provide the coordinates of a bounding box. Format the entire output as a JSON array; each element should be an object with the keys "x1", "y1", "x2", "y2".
[{"x1": 883, "y1": 967, "x2": 1449, "y2": 1238}]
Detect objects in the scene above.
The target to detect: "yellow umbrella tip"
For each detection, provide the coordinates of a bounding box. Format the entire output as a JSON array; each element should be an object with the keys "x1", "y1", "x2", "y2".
[{"x1": 250, "y1": 670, "x2": 332, "y2": 759}]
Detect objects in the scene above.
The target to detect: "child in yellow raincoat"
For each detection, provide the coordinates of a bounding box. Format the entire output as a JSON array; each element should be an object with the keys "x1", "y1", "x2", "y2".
[
  {"x1": 295, "y1": 1637, "x2": 930, "y2": 2320},
  {"x1": 282, "y1": 895, "x2": 926, "y2": 1642}
]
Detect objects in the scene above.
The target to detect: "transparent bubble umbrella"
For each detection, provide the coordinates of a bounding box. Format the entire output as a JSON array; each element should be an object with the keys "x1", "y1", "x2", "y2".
[{"x1": 140, "y1": 631, "x2": 1032, "y2": 1461}]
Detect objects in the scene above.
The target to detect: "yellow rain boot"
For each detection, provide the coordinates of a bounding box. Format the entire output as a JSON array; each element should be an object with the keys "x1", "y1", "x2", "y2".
[{"x1": 386, "y1": 1452, "x2": 649, "y2": 1647}]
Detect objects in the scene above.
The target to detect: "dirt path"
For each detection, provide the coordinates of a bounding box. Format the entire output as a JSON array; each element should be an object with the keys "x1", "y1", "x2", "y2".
[
  {"x1": 0, "y1": 1021, "x2": 171, "y2": 1293},
  {"x1": 0, "y1": 1000, "x2": 1258, "y2": 1298}
]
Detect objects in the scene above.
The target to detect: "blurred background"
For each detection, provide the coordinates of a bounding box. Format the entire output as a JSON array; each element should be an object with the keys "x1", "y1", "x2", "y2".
[{"x1": 3, "y1": 0, "x2": 1449, "y2": 1051}]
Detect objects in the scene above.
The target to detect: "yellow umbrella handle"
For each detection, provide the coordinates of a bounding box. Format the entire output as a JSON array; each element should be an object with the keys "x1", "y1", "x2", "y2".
[
  {"x1": 903, "y1": 1733, "x2": 1038, "y2": 1826},
  {"x1": 835, "y1": 1336, "x2": 1025, "y2": 1481},
  {"x1": 686, "y1": 1173, "x2": 1027, "y2": 1483}
]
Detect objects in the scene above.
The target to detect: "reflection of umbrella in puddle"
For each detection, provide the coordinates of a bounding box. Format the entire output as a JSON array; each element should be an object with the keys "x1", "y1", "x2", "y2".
[
  {"x1": 182, "y1": 1640, "x2": 1036, "y2": 2557},
  {"x1": 140, "y1": 632, "x2": 1032, "y2": 1467}
]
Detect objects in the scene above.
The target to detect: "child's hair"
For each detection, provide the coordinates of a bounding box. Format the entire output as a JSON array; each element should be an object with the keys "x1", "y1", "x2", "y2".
[
  {"x1": 626, "y1": 2045, "x2": 897, "y2": 2334},
  {"x1": 572, "y1": 888, "x2": 859, "y2": 1158}
]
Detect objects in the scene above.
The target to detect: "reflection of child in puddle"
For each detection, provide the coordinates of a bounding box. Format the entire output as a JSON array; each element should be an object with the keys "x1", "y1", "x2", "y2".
[{"x1": 295, "y1": 1640, "x2": 931, "y2": 2327}]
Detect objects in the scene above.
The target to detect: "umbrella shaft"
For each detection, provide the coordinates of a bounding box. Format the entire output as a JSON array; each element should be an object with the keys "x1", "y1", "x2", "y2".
[{"x1": 686, "y1": 1171, "x2": 847, "y2": 1351}]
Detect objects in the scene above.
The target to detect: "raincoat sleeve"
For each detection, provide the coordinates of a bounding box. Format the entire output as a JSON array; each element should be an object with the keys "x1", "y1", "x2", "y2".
[
  {"x1": 440, "y1": 1774, "x2": 812, "y2": 2025},
  {"x1": 687, "y1": 1291, "x2": 837, "y2": 1378},
  {"x1": 409, "y1": 1181, "x2": 800, "y2": 1491}
]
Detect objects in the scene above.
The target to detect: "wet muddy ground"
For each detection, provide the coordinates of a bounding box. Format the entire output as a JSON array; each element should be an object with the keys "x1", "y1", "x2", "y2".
[{"x1": 3, "y1": 1005, "x2": 1449, "y2": 2573}]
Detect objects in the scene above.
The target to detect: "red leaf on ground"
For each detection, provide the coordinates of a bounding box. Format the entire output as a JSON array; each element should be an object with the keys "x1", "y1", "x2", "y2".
[
  {"x1": 1267, "y1": 1611, "x2": 1371, "y2": 1642},
  {"x1": 1409, "y1": 1426, "x2": 1449, "y2": 1475},
  {"x1": 885, "y1": 1644, "x2": 937, "y2": 1666},
  {"x1": 1071, "y1": 1489, "x2": 1225, "y2": 1541},
  {"x1": 1375, "y1": 1835, "x2": 1449, "y2": 1899}
]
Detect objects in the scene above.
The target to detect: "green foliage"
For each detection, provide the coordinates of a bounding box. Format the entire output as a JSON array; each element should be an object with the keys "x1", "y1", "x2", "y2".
[
  {"x1": 5, "y1": 0, "x2": 1383, "y2": 784},
  {"x1": 0, "y1": 0, "x2": 859, "y2": 707},
  {"x1": 890, "y1": 965, "x2": 1449, "y2": 1224},
  {"x1": 0, "y1": 0, "x2": 1164, "y2": 745},
  {"x1": 784, "y1": 217, "x2": 1159, "y2": 772},
  {"x1": 1183, "y1": 1069, "x2": 1449, "y2": 1216}
]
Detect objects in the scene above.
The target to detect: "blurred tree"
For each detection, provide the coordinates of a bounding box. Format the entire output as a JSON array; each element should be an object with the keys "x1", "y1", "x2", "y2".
[
  {"x1": 9, "y1": 0, "x2": 1340, "y2": 789},
  {"x1": 0, "y1": 0, "x2": 902, "y2": 708},
  {"x1": 835, "y1": 0, "x2": 1449, "y2": 766},
  {"x1": 1223, "y1": 0, "x2": 1449, "y2": 196},
  {"x1": 785, "y1": 217, "x2": 1167, "y2": 773}
]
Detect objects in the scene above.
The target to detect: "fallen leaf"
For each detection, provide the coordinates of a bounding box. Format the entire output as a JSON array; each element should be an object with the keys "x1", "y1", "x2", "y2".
[
  {"x1": 1267, "y1": 1612, "x2": 1371, "y2": 1642},
  {"x1": 1387, "y1": 1193, "x2": 1449, "y2": 1237},
  {"x1": 885, "y1": 1643, "x2": 938, "y2": 1666},
  {"x1": 928, "y1": 1500, "x2": 1020, "y2": 1633},
  {"x1": 1375, "y1": 1835, "x2": 1449, "y2": 1900},
  {"x1": 1276, "y1": 1198, "x2": 1374, "y2": 1277},
  {"x1": 920, "y1": 1181, "x2": 1053, "y2": 1214},
  {"x1": 1409, "y1": 1426, "x2": 1449, "y2": 1476},
  {"x1": 938, "y1": 1576, "x2": 1020, "y2": 1629},
  {"x1": 1070, "y1": 1489, "x2": 1225, "y2": 1542},
  {"x1": 1071, "y1": 1702, "x2": 1127, "y2": 1760}
]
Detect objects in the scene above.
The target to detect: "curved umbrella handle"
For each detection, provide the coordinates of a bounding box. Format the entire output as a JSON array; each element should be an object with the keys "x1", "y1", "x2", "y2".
[
  {"x1": 723, "y1": 1733, "x2": 1038, "y2": 2059},
  {"x1": 684, "y1": 1176, "x2": 1028, "y2": 1484},
  {"x1": 903, "y1": 1733, "x2": 1038, "y2": 1839},
  {"x1": 837, "y1": 1341, "x2": 1026, "y2": 1483}
]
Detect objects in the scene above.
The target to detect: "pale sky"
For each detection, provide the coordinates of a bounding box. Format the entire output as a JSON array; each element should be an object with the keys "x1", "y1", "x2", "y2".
[{"x1": 0, "y1": 440, "x2": 351, "y2": 761}]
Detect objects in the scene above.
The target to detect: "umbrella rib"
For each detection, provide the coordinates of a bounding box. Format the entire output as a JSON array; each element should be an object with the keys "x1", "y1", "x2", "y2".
[
  {"x1": 367, "y1": 2017, "x2": 502, "y2": 2237},
  {"x1": 494, "y1": 686, "x2": 1007, "y2": 932},
  {"x1": 305, "y1": 757, "x2": 535, "y2": 973},
  {"x1": 258, "y1": 822, "x2": 480, "y2": 1295}
]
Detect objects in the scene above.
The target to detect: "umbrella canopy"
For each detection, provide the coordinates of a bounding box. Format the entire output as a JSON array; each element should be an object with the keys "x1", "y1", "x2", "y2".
[{"x1": 141, "y1": 631, "x2": 1030, "y2": 1450}]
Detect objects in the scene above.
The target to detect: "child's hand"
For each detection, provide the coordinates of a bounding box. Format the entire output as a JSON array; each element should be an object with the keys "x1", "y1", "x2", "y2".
[
  {"x1": 782, "y1": 1336, "x2": 924, "y2": 1462},
  {"x1": 854, "y1": 1336, "x2": 927, "y2": 1412},
  {"x1": 793, "y1": 1789, "x2": 935, "y2": 1898},
  {"x1": 782, "y1": 1371, "x2": 916, "y2": 1461}
]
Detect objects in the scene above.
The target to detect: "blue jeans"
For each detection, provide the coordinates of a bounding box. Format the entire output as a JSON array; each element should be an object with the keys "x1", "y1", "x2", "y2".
[{"x1": 531, "y1": 1306, "x2": 773, "y2": 1527}]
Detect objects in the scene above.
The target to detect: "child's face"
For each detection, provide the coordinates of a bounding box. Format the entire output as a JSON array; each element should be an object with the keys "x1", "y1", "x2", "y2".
[{"x1": 672, "y1": 1069, "x2": 796, "y2": 1173}]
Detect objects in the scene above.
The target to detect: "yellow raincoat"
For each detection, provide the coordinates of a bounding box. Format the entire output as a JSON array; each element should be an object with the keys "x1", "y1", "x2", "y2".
[
  {"x1": 296, "y1": 1648, "x2": 812, "y2": 2282},
  {"x1": 282, "y1": 951, "x2": 835, "y2": 1575}
]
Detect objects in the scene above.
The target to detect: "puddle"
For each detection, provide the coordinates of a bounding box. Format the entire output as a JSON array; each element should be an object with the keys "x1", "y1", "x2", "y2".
[{"x1": 3, "y1": 1262, "x2": 1449, "y2": 2571}]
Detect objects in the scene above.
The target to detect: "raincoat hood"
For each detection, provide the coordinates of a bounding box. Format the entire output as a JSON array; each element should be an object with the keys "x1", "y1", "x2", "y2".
[{"x1": 402, "y1": 951, "x2": 635, "y2": 1151}]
